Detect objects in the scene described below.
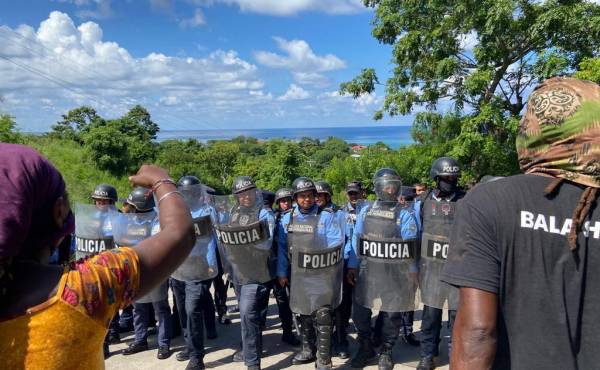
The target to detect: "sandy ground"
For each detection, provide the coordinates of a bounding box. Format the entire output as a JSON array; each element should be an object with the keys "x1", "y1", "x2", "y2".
[{"x1": 106, "y1": 289, "x2": 450, "y2": 370}]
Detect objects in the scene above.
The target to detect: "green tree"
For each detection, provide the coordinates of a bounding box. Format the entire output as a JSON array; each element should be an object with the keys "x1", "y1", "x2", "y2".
[
  {"x1": 81, "y1": 124, "x2": 131, "y2": 175},
  {"x1": 51, "y1": 106, "x2": 103, "y2": 142},
  {"x1": 0, "y1": 114, "x2": 22, "y2": 143}
]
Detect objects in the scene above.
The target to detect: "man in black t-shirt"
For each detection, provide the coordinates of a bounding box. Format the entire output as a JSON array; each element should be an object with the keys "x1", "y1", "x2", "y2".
[{"x1": 442, "y1": 77, "x2": 600, "y2": 370}]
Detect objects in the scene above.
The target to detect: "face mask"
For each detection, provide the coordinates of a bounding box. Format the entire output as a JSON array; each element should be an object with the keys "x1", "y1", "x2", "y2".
[{"x1": 438, "y1": 178, "x2": 458, "y2": 195}]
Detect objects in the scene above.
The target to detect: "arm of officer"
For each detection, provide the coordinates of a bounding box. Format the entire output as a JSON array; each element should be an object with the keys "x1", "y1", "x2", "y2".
[
  {"x1": 343, "y1": 218, "x2": 354, "y2": 260},
  {"x1": 400, "y1": 210, "x2": 419, "y2": 273},
  {"x1": 277, "y1": 213, "x2": 290, "y2": 283},
  {"x1": 325, "y1": 212, "x2": 343, "y2": 248},
  {"x1": 346, "y1": 209, "x2": 364, "y2": 284},
  {"x1": 452, "y1": 288, "x2": 497, "y2": 370}
]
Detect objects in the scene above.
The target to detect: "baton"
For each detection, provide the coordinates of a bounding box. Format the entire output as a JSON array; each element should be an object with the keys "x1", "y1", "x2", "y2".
[{"x1": 286, "y1": 286, "x2": 301, "y2": 335}]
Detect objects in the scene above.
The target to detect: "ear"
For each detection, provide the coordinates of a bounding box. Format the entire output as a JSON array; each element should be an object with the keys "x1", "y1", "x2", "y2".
[{"x1": 52, "y1": 196, "x2": 70, "y2": 229}]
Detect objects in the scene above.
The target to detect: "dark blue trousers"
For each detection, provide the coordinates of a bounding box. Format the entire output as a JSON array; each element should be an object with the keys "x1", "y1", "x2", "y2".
[
  {"x1": 420, "y1": 305, "x2": 456, "y2": 357},
  {"x1": 235, "y1": 283, "x2": 270, "y2": 367},
  {"x1": 352, "y1": 303, "x2": 404, "y2": 346},
  {"x1": 132, "y1": 300, "x2": 172, "y2": 347},
  {"x1": 170, "y1": 278, "x2": 214, "y2": 359}
]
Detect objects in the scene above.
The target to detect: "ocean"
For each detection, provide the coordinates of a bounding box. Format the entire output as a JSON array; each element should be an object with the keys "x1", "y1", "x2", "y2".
[{"x1": 157, "y1": 125, "x2": 414, "y2": 149}]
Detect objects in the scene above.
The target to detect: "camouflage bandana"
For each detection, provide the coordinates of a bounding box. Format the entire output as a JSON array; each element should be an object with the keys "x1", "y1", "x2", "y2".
[{"x1": 516, "y1": 77, "x2": 600, "y2": 188}]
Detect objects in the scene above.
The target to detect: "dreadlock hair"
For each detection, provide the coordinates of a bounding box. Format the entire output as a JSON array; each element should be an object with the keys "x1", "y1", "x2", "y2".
[{"x1": 544, "y1": 178, "x2": 599, "y2": 251}]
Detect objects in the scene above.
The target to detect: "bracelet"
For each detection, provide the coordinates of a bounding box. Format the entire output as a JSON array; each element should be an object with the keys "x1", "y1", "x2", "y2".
[
  {"x1": 157, "y1": 190, "x2": 182, "y2": 205},
  {"x1": 152, "y1": 178, "x2": 176, "y2": 193}
]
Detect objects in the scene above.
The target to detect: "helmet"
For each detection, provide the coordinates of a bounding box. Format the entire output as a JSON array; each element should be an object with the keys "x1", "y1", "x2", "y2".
[
  {"x1": 292, "y1": 177, "x2": 317, "y2": 196},
  {"x1": 429, "y1": 157, "x2": 461, "y2": 179},
  {"x1": 232, "y1": 176, "x2": 256, "y2": 194},
  {"x1": 126, "y1": 186, "x2": 155, "y2": 212},
  {"x1": 275, "y1": 188, "x2": 293, "y2": 203},
  {"x1": 91, "y1": 184, "x2": 118, "y2": 202},
  {"x1": 177, "y1": 175, "x2": 201, "y2": 188},
  {"x1": 372, "y1": 168, "x2": 402, "y2": 202},
  {"x1": 315, "y1": 181, "x2": 332, "y2": 195}
]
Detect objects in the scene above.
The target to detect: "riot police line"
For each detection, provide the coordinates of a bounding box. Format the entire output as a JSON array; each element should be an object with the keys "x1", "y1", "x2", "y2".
[{"x1": 72, "y1": 156, "x2": 463, "y2": 370}]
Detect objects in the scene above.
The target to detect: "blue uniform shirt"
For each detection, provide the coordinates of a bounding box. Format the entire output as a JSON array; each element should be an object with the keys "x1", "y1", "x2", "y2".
[
  {"x1": 277, "y1": 204, "x2": 343, "y2": 278},
  {"x1": 190, "y1": 206, "x2": 218, "y2": 267},
  {"x1": 347, "y1": 202, "x2": 420, "y2": 271}
]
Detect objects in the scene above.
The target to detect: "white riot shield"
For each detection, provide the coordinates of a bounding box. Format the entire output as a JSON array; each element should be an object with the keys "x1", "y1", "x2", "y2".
[
  {"x1": 74, "y1": 203, "x2": 116, "y2": 259},
  {"x1": 212, "y1": 190, "x2": 274, "y2": 285},
  {"x1": 354, "y1": 200, "x2": 419, "y2": 312},
  {"x1": 420, "y1": 198, "x2": 459, "y2": 309},
  {"x1": 111, "y1": 210, "x2": 167, "y2": 304},
  {"x1": 288, "y1": 211, "x2": 344, "y2": 315},
  {"x1": 172, "y1": 184, "x2": 218, "y2": 282}
]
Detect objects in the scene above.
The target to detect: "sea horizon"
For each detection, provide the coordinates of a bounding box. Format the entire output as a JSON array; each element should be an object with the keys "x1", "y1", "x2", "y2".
[{"x1": 157, "y1": 125, "x2": 414, "y2": 149}]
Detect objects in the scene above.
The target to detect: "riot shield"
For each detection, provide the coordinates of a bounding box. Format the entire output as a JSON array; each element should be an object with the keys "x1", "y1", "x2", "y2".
[
  {"x1": 354, "y1": 199, "x2": 420, "y2": 312},
  {"x1": 74, "y1": 203, "x2": 116, "y2": 259},
  {"x1": 111, "y1": 210, "x2": 167, "y2": 304},
  {"x1": 172, "y1": 184, "x2": 218, "y2": 282},
  {"x1": 289, "y1": 211, "x2": 344, "y2": 315},
  {"x1": 419, "y1": 198, "x2": 459, "y2": 309},
  {"x1": 212, "y1": 190, "x2": 274, "y2": 285}
]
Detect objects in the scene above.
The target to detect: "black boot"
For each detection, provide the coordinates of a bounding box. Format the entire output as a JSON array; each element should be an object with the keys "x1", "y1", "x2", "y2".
[
  {"x1": 377, "y1": 344, "x2": 393, "y2": 370},
  {"x1": 333, "y1": 316, "x2": 349, "y2": 359},
  {"x1": 350, "y1": 337, "x2": 377, "y2": 368},
  {"x1": 292, "y1": 316, "x2": 316, "y2": 365},
  {"x1": 315, "y1": 307, "x2": 333, "y2": 370},
  {"x1": 416, "y1": 356, "x2": 435, "y2": 370}
]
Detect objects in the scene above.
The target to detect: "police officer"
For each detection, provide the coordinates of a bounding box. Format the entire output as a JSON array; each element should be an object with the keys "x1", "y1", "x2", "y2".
[
  {"x1": 262, "y1": 189, "x2": 300, "y2": 346},
  {"x1": 346, "y1": 168, "x2": 419, "y2": 369},
  {"x1": 87, "y1": 184, "x2": 121, "y2": 357},
  {"x1": 121, "y1": 187, "x2": 173, "y2": 360},
  {"x1": 213, "y1": 176, "x2": 275, "y2": 370},
  {"x1": 416, "y1": 157, "x2": 465, "y2": 370},
  {"x1": 314, "y1": 180, "x2": 352, "y2": 359},
  {"x1": 170, "y1": 176, "x2": 218, "y2": 370},
  {"x1": 275, "y1": 188, "x2": 294, "y2": 216},
  {"x1": 277, "y1": 177, "x2": 344, "y2": 370}
]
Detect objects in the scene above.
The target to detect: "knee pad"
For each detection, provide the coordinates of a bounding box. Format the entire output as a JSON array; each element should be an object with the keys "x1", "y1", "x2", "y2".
[{"x1": 315, "y1": 306, "x2": 332, "y2": 326}]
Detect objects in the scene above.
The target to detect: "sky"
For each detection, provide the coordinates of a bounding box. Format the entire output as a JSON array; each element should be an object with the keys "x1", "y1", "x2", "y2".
[{"x1": 0, "y1": 0, "x2": 416, "y2": 132}]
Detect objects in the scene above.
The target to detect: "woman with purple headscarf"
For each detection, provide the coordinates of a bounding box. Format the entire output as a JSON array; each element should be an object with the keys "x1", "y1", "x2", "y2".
[{"x1": 0, "y1": 143, "x2": 196, "y2": 370}]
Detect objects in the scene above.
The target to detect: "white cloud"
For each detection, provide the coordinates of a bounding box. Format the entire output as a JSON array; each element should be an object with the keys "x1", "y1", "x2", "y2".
[
  {"x1": 256, "y1": 37, "x2": 345, "y2": 72},
  {"x1": 458, "y1": 31, "x2": 478, "y2": 51},
  {"x1": 207, "y1": 0, "x2": 366, "y2": 16},
  {"x1": 179, "y1": 8, "x2": 206, "y2": 28},
  {"x1": 255, "y1": 37, "x2": 345, "y2": 87},
  {"x1": 0, "y1": 11, "x2": 269, "y2": 130},
  {"x1": 278, "y1": 84, "x2": 310, "y2": 101}
]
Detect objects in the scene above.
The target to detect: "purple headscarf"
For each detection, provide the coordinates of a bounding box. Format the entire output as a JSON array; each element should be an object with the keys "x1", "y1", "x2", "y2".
[{"x1": 0, "y1": 143, "x2": 75, "y2": 259}]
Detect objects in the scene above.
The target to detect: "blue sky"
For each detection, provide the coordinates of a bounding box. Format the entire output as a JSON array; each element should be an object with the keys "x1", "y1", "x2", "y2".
[{"x1": 0, "y1": 0, "x2": 417, "y2": 132}]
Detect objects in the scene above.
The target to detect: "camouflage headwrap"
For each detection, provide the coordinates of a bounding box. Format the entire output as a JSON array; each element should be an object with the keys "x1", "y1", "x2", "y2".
[{"x1": 516, "y1": 77, "x2": 600, "y2": 188}]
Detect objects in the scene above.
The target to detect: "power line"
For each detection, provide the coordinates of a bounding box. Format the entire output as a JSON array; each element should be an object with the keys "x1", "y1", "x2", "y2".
[{"x1": 0, "y1": 27, "x2": 224, "y2": 132}]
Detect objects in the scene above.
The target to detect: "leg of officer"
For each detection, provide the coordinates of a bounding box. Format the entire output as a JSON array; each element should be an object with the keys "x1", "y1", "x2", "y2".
[
  {"x1": 378, "y1": 311, "x2": 404, "y2": 370},
  {"x1": 153, "y1": 299, "x2": 172, "y2": 358},
  {"x1": 401, "y1": 310, "x2": 420, "y2": 346},
  {"x1": 273, "y1": 280, "x2": 299, "y2": 345},
  {"x1": 119, "y1": 304, "x2": 134, "y2": 331},
  {"x1": 418, "y1": 305, "x2": 443, "y2": 369},
  {"x1": 293, "y1": 314, "x2": 316, "y2": 364},
  {"x1": 350, "y1": 302, "x2": 377, "y2": 367},
  {"x1": 123, "y1": 302, "x2": 150, "y2": 355},
  {"x1": 315, "y1": 306, "x2": 334, "y2": 369},
  {"x1": 333, "y1": 263, "x2": 352, "y2": 358},
  {"x1": 203, "y1": 288, "x2": 217, "y2": 339},
  {"x1": 239, "y1": 283, "x2": 269, "y2": 369},
  {"x1": 170, "y1": 278, "x2": 192, "y2": 362},
  {"x1": 186, "y1": 280, "x2": 210, "y2": 366}
]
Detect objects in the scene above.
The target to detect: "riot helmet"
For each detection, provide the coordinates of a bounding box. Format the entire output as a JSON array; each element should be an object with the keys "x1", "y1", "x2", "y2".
[
  {"x1": 292, "y1": 177, "x2": 317, "y2": 210},
  {"x1": 126, "y1": 186, "x2": 155, "y2": 212},
  {"x1": 372, "y1": 168, "x2": 402, "y2": 202},
  {"x1": 429, "y1": 157, "x2": 461, "y2": 179},
  {"x1": 91, "y1": 183, "x2": 118, "y2": 203},
  {"x1": 275, "y1": 188, "x2": 293, "y2": 211},
  {"x1": 177, "y1": 175, "x2": 201, "y2": 188},
  {"x1": 232, "y1": 176, "x2": 256, "y2": 194},
  {"x1": 430, "y1": 157, "x2": 460, "y2": 195},
  {"x1": 315, "y1": 180, "x2": 332, "y2": 208}
]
